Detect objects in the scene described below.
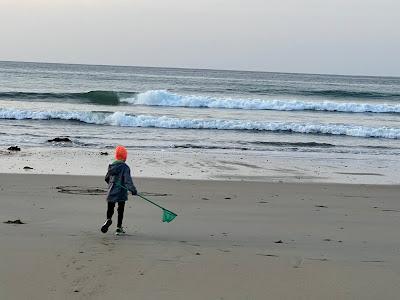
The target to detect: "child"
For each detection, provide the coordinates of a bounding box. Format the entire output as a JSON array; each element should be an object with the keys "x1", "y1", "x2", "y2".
[{"x1": 101, "y1": 145, "x2": 137, "y2": 235}]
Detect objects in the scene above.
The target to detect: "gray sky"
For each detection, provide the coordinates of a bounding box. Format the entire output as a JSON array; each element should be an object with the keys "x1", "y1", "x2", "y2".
[{"x1": 1, "y1": 0, "x2": 399, "y2": 76}]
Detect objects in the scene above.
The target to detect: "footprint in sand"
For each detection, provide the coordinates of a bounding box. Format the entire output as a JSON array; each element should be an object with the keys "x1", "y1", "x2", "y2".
[
  {"x1": 293, "y1": 257, "x2": 304, "y2": 268},
  {"x1": 217, "y1": 249, "x2": 231, "y2": 253},
  {"x1": 306, "y1": 258, "x2": 329, "y2": 262}
]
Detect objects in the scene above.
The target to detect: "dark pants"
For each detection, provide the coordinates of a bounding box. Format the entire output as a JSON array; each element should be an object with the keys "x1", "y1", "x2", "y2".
[{"x1": 107, "y1": 201, "x2": 125, "y2": 227}]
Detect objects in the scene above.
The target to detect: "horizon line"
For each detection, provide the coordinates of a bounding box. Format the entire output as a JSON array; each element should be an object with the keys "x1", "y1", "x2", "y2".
[{"x1": 1, "y1": 59, "x2": 399, "y2": 79}]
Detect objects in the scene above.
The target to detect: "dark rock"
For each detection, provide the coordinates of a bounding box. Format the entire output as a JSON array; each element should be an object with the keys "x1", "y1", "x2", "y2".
[
  {"x1": 48, "y1": 137, "x2": 72, "y2": 143},
  {"x1": 256, "y1": 254, "x2": 279, "y2": 257},
  {"x1": 7, "y1": 146, "x2": 21, "y2": 151},
  {"x1": 23, "y1": 166, "x2": 34, "y2": 170},
  {"x1": 195, "y1": 252, "x2": 201, "y2": 255},
  {"x1": 274, "y1": 240, "x2": 283, "y2": 244},
  {"x1": 4, "y1": 219, "x2": 25, "y2": 224},
  {"x1": 100, "y1": 151, "x2": 109, "y2": 156}
]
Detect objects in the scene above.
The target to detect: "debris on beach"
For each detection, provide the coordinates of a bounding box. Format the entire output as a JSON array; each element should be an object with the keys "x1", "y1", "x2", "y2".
[
  {"x1": 7, "y1": 146, "x2": 21, "y2": 151},
  {"x1": 23, "y1": 166, "x2": 34, "y2": 170},
  {"x1": 274, "y1": 240, "x2": 283, "y2": 244},
  {"x1": 48, "y1": 137, "x2": 72, "y2": 143},
  {"x1": 3, "y1": 219, "x2": 26, "y2": 224},
  {"x1": 56, "y1": 185, "x2": 107, "y2": 195},
  {"x1": 100, "y1": 151, "x2": 109, "y2": 155}
]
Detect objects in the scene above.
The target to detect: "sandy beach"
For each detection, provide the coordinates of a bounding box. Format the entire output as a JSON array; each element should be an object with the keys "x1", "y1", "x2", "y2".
[{"x1": 1, "y1": 173, "x2": 400, "y2": 299}]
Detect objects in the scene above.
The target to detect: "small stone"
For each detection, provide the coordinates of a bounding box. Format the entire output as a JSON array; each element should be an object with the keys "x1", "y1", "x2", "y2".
[
  {"x1": 7, "y1": 146, "x2": 21, "y2": 151},
  {"x1": 48, "y1": 137, "x2": 72, "y2": 143},
  {"x1": 274, "y1": 240, "x2": 283, "y2": 244},
  {"x1": 4, "y1": 219, "x2": 25, "y2": 224},
  {"x1": 23, "y1": 166, "x2": 34, "y2": 170}
]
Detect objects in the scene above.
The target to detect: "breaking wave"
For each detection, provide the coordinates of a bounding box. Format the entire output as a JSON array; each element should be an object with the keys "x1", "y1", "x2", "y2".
[
  {"x1": 123, "y1": 90, "x2": 400, "y2": 113},
  {"x1": 1, "y1": 108, "x2": 399, "y2": 139},
  {"x1": 2, "y1": 89, "x2": 400, "y2": 113}
]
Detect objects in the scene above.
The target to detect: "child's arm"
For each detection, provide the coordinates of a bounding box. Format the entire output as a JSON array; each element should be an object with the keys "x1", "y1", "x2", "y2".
[
  {"x1": 123, "y1": 166, "x2": 137, "y2": 195},
  {"x1": 105, "y1": 170, "x2": 110, "y2": 184}
]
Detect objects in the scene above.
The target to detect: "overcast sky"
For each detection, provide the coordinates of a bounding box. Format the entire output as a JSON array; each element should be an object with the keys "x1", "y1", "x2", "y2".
[{"x1": 0, "y1": 0, "x2": 399, "y2": 76}]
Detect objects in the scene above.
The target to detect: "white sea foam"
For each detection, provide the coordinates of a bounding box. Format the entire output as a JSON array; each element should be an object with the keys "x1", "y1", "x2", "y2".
[
  {"x1": 1, "y1": 108, "x2": 400, "y2": 139},
  {"x1": 121, "y1": 90, "x2": 400, "y2": 113}
]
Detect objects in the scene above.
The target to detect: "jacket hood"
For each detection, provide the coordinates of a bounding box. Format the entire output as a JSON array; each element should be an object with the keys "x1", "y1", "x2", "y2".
[{"x1": 107, "y1": 161, "x2": 126, "y2": 175}]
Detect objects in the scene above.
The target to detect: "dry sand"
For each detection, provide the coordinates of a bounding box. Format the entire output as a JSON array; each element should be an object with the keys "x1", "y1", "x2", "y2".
[{"x1": 1, "y1": 173, "x2": 400, "y2": 299}]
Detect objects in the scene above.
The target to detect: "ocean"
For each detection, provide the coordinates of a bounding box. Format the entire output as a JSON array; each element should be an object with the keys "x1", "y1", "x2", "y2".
[{"x1": 1, "y1": 61, "x2": 400, "y2": 156}]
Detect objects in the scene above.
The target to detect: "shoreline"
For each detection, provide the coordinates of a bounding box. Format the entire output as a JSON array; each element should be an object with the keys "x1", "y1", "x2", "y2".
[
  {"x1": 1, "y1": 171, "x2": 398, "y2": 187},
  {"x1": 1, "y1": 146, "x2": 398, "y2": 185}
]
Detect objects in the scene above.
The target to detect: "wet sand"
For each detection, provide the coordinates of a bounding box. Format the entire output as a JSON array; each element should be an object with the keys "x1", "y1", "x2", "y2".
[
  {"x1": 1, "y1": 174, "x2": 400, "y2": 299},
  {"x1": 0, "y1": 147, "x2": 399, "y2": 185}
]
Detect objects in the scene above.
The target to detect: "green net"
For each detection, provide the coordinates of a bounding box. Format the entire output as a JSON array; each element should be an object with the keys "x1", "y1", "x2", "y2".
[{"x1": 162, "y1": 209, "x2": 177, "y2": 223}]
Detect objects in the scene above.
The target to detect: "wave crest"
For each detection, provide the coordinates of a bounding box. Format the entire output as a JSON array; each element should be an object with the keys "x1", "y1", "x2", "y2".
[
  {"x1": 2, "y1": 89, "x2": 400, "y2": 113},
  {"x1": 124, "y1": 90, "x2": 400, "y2": 113},
  {"x1": 1, "y1": 108, "x2": 399, "y2": 139},
  {"x1": 0, "y1": 91, "x2": 124, "y2": 105}
]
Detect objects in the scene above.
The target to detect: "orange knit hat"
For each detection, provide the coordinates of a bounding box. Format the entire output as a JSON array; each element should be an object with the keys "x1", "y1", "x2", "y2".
[{"x1": 115, "y1": 145, "x2": 128, "y2": 161}]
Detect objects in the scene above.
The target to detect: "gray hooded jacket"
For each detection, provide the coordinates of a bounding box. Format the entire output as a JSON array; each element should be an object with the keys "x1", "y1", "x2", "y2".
[{"x1": 105, "y1": 161, "x2": 137, "y2": 202}]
